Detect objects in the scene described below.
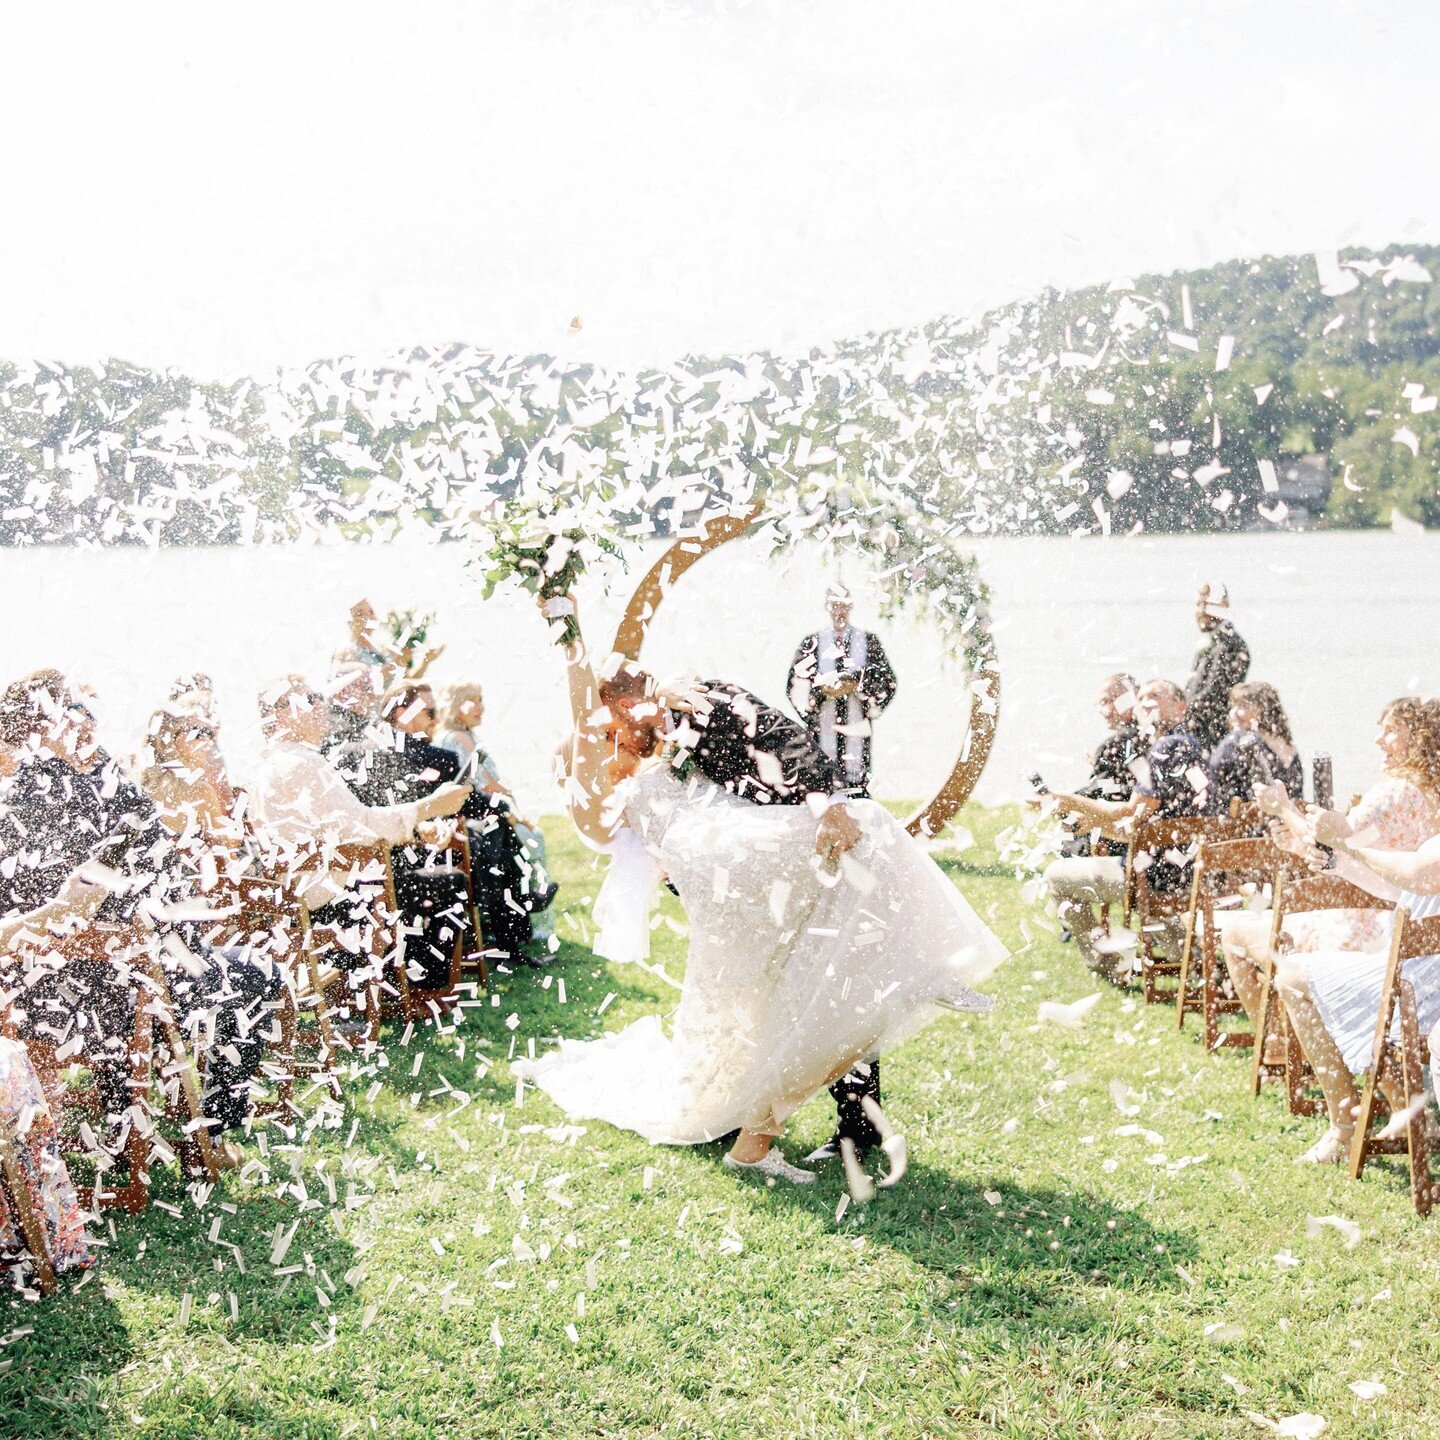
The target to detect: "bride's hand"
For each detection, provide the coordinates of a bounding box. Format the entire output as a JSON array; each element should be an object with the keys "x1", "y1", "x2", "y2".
[{"x1": 539, "y1": 591, "x2": 577, "y2": 623}]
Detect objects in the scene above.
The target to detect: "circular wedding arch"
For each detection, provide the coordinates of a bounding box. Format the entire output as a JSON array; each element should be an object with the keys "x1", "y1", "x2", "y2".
[{"x1": 609, "y1": 504, "x2": 1001, "y2": 839}]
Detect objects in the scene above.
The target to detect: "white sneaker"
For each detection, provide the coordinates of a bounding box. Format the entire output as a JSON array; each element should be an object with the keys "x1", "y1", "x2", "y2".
[
  {"x1": 722, "y1": 1149, "x2": 817, "y2": 1185},
  {"x1": 936, "y1": 988, "x2": 996, "y2": 1014}
]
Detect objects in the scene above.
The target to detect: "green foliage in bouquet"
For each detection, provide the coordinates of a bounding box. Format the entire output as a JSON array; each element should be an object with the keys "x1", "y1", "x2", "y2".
[
  {"x1": 471, "y1": 500, "x2": 624, "y2": 646},
  {"x1": 386, "y1": 607, "x2": 435, "y2": 657}
]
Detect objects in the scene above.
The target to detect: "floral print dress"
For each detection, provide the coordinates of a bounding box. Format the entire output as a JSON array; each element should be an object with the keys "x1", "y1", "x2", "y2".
[
  {"x1": 1285, "y1": 777, "x2": 1440, "y2": 953},
  {"x1": 0, "y1": 1037, "x2": 93, "y2": 1284}
]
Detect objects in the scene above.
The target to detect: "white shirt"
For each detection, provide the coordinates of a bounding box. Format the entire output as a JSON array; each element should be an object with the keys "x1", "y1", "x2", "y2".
[{"x1": 252, "y1": 738, "x2": 424, "y2": 906}]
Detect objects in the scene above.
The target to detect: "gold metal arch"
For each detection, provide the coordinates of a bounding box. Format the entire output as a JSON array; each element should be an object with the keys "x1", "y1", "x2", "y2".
[{"x1": 609, "y1": 506, "x2": 1001, "y2": 840}]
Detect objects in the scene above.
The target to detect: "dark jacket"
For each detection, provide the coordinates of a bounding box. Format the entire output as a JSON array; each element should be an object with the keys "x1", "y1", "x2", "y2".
[
  {"x1": 1185, "y1": 620, "x2": 1250, "y2": 752},
  {"x1": 674, "y1": 681, "x2": 840, "y2": 806}
]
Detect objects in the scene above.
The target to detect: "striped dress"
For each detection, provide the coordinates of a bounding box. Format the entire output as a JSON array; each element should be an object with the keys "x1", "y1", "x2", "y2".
[{"x1": 1305, "y1": 889, "x2": 1440, "y2": 1073}]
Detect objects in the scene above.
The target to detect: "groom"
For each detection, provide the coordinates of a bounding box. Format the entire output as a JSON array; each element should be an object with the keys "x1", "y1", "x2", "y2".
[{"x1": 598, "y1": 662, "x2": 889, "y2": 1161}]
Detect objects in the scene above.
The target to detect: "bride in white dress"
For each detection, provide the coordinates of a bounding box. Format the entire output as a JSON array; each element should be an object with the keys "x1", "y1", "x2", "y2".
[{"x1": 514, "y1": 598, "x2": 1007, "y2": 1184}]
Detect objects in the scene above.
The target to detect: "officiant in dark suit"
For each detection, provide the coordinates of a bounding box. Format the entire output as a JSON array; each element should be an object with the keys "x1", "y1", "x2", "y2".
[{"x1": 786, "y1": 587, "x2": 897, "y2": 798}]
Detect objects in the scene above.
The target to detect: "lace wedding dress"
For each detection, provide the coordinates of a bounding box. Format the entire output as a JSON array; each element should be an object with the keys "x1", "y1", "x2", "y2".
[{"x1": 514, "y1": 762, "x2": 1006, "y2": 1144}]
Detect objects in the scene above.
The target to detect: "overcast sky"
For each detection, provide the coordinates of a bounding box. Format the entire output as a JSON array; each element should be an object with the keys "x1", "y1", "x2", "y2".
[{"x1": 2, "y1": 0, "x2": 1436, "y2": 376}]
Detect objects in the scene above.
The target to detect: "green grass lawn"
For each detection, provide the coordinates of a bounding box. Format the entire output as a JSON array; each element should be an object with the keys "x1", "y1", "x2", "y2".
[{"x1": 4, "y1": 805, "x2": 1439, "y2": 1439}]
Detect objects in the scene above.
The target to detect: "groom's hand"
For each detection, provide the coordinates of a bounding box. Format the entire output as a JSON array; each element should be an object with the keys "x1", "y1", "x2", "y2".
[{"x1": 816, "y1": 804, "x2": 862, "y2": 863}]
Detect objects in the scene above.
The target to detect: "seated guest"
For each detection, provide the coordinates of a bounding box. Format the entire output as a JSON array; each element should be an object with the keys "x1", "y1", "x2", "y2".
[
  {"x1": 139, "y1": 702, "x2": 245, "y2": 855},
  {"x1": 1042, "y1": 679, "x2": 1213, "y2": 984},
  {"x1": 1058, "y1": 672, "x2": 1142, "y2": 860},
  {"x1": 347, "y1": 600, "x2": 400, "y2": 686},
  {"x1": 1218, "y1": 696, "x2": 1440, "y2": 1030},
  {"x1": 375, "y1": 682, "x2": 477, "y2": 990},
  {"x1": 325, "y1": 663, "x2": 537, "y2": 968},
  {"x1": 0, "y1": 670, "x2": 283, "y2": 1168},
  {"x1": 436, "y1": 682, "x2": 557, "y2": 950},
  {"x1": 1209, "y1": 681, "x2": 1303, "y2": 817},
  {"x1": 251, "y1": 679, "x2": 468, "y2": 994},
  {"x1": 1264, "y1": 731, "x2": 1440, "y2": 1163}
]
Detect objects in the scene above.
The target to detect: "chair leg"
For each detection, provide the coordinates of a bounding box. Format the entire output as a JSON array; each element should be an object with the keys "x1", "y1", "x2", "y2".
[
  {"x1": 1250, "y1": 960, "x2": 1276, "y2": 1097},
  {"x1": 1284, "y1": 1017, "x2": 1322, "y2": 1117},
  {"x1": 1176, "y1": 907, "x2": 1199, "y2": 1031},
  {"x1": 1348, "y1": 1058, "x2": 1386, "y2": 1183},
  {"x1": 139, "y1": 957, "x2": 220, "y2": 1181},
  {"x1": 276, "y1": 977, "x2": 299, "y2": 1124},
  {"x1": 1398, "y1": 981, "x2": 1433, "y2": 1216},
  {"x1": 1202, "y1": 910, "x2": 1221, "y2": 1050}
]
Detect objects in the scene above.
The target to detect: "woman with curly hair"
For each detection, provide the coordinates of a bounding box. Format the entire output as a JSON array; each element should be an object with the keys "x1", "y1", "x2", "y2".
[
  {"x1": 1264, "y1": 696, "x2": 1440, "y2": 1162},
  {"x1": 1218, "y1": 695, "x2": 1440, "y2": 1034}
]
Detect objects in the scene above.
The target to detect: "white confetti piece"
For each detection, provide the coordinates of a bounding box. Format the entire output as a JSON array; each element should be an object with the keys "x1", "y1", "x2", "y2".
[
  {"x1": 1304, "y1": 1214, "x2": 1361, "y2": 1249},
  {"x1": 1037, "y1": 992, "x2": 1102, "y2": 1027}
]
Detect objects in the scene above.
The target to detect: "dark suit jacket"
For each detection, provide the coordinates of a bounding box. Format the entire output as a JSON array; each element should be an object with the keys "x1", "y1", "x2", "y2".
[
  {"x1": 674, "y1": 681, "x2": 840, "y2": 806},
  {"x1": 1185, "y1": 621, "x2": 1250, "y2": 752}
]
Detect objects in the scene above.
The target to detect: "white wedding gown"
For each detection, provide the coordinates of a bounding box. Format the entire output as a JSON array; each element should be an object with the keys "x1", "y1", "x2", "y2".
[{"x1": 514, "y1": 763, "x2": 1007, "y2": 1144}]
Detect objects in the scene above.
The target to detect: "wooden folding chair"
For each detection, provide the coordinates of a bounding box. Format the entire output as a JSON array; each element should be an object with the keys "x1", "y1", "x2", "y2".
[
  {"x1": 222, "y1": 874, "x2": 346, "y2": 1125},
  {"x1": 398, "y1": 826, "x2": 474, "y2": 1018},
  {"x1": 1348, "y1": 906, "x2": 1440, "y2": 1216},
  {"x1": 307, "y1": 842, "x2": 413, "y2": 1045},
  {"x1": 1176, "y1": 836, "x2": 1291, "y2": 1050},
  {"x1": 11, "y1": 924, "x2": 155, "y2": 1215},
  {"x1": 1250, "y1": 871, "x2": 1395, "y2": 1115},
  {"x1": 1124, "y1": 814, "x2": 1243, "y2": 1004}
]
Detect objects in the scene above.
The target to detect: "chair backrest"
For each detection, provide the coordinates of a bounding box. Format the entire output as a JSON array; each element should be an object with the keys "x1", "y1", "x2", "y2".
[
  {"x1": 1227, "y1": 799, "x2": 1264, "y2": 827},
  {"x1": 1131, "y1": 815, "x2": 1238, "y2": 852},
  {"x1": 1196, "y1": 836, "x2": 1283, "y2": 878},
  {"x1": 1126, "y1": 814, "x2": 1246, "y2": 909},
  {"x1": 1395, "y1": 908, "x2": 1440, "y2": 965},
  {"x1": 1272, "y1": 870, "x2": 1394, "y2": 919}
]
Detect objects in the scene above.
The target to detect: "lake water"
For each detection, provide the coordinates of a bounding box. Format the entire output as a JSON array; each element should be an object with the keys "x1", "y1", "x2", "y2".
[{"x1": 2, "y1": 528, "x2": 1435, "y2": 816}]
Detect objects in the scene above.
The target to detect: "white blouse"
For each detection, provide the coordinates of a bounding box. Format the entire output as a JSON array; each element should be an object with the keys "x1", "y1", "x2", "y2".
[{"x1": 251, "y1": 740, "x2": 424, "y2": 905}]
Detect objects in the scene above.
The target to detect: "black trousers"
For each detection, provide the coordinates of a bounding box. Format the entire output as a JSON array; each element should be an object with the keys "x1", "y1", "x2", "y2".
[
  {"x1": 163, "y1": 939, "x2": 284, "y2": 1132},
  {"x1": 391, "y1": 866, "x2": 471, "y2": 990},
  {"x1": 466, "y1": 817, "x2": 533, "y2": 963},
  {"x1": 829, "y1": 1058, "x2": 882, "y2": 1152},
  {"x1": 13, "y1": 953, "x2": 139, "y2": 1126}
]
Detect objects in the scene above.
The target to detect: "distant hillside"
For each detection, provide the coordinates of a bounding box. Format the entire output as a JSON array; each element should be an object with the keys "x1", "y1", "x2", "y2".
[{"x1": 0, "y1": 243, "x2": 1435, "y2": 547}]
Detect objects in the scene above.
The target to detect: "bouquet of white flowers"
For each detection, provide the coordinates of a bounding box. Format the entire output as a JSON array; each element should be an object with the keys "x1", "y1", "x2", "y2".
[{"x1": 471, "y1": 498, "x2": 622, "y2": 647}]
